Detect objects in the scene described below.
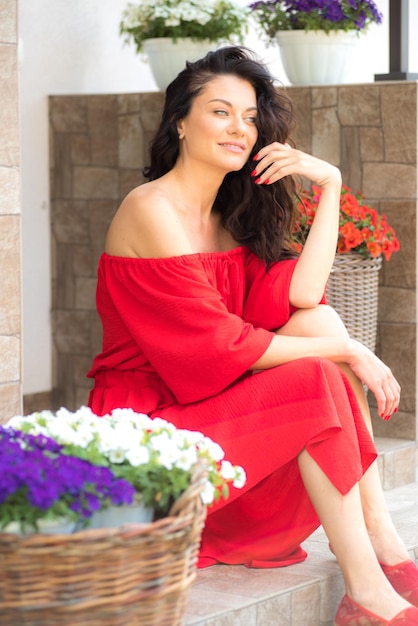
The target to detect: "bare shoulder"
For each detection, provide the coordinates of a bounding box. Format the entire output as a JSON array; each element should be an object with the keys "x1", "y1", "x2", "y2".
[{"x1": 105, "y1": 182, "x2": 191, "y2": 258}]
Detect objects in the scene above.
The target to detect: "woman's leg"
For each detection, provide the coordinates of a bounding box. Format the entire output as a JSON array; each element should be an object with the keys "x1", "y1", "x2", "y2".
[
  {"x1": 298, "y1": 449, "x2": 410, "y2": 618},
  {"x1": 277, "y1": 305, "x2": 411, "y2": 566}
]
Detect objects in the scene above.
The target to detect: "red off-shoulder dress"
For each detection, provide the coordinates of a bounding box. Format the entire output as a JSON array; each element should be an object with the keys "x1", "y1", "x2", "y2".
[{"x1": 87, "y1": 245, "x2": 377, "y2": 568}]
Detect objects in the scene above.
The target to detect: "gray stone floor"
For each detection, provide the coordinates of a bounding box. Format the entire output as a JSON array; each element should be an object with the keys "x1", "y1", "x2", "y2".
[{"x1": 185, "y1": 445, "x2": 418, "y2": 626}]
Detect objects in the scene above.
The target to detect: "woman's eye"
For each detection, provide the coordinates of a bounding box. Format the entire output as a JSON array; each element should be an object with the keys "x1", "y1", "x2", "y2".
[
  {"x1": 246, "y1": 116, "x2": 257, "y2": 124},
  {"x1": 214, "y1": 109, "x2": 228, "y2": 116}
]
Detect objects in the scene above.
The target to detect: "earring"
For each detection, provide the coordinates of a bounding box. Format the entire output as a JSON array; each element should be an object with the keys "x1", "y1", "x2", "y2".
[{"x1": 178, "y1": 132, "x2": 184, "y2": 140}]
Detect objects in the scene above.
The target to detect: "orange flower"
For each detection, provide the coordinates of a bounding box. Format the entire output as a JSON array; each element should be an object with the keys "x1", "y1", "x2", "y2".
[{"x1": 294, "y1": 184, "x2": 400, "y2": 262}]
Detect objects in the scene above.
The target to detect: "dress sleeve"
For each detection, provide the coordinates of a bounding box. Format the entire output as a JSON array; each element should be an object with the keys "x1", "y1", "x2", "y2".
[
  {"x1": 243, "y1": 254, "x2": 327, "y2": 331},
  {"x1": 100, "y1": 256, "x2": 274, "y2": 404}
]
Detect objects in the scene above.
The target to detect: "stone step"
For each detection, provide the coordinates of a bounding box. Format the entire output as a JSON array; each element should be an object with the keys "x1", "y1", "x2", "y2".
[{"x1": 184, "y1": 439, "x2": 418, "y2": 626}]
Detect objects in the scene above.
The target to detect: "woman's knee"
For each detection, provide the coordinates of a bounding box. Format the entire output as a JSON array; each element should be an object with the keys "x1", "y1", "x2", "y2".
[{"x1": 277, "y1": 304, "x2": 349, "y2": 338}]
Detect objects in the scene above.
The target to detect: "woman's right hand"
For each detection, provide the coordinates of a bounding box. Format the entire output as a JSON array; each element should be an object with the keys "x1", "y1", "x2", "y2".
[{"x1": 346, "y1": 339, "x2": 400, "y2": 419}]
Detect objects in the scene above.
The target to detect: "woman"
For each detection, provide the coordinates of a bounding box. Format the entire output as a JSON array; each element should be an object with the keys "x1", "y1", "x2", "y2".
[{"x1": 87, "y1": 47, "x2": 418, "y2": 624}]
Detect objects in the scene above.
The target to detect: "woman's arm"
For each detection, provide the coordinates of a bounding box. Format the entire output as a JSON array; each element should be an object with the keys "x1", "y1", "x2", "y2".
[
  {"x1": 250, "y1": 333, "x2": 400, "y2": 419},
  {"x1": 252, "y1": 142, "x2": 341, "y2": 308}
]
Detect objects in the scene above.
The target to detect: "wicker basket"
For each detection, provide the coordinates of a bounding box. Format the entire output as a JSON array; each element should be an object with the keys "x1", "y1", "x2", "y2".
[
  {"x1": 0, "y1": 464, "x2": 207, "y2": 626},
  {"x1": 326, "y1": 253, "x2": 382, "y2": 352}
]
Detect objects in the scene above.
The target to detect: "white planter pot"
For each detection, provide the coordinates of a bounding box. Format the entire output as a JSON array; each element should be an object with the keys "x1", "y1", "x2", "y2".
[
  {"x1": 86, "y1": 502, "x2": 154, "y2": 530},
  {"x1": 275, "y1": 30, "x2": 358, "y2": 86},
  {"x1": 143, "y1": 37, "x2": 214, "y2": 91},
  {"x1": 2, "y1": 517, "x2": 75, "y2": 534}
]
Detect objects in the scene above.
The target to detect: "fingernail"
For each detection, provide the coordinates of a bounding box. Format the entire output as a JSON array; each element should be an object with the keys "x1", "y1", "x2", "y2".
[
  {"x1": 254, "y1": 177, "x2": 262, "y2": 184},
  {"x1": 264, "y1": 179, "x2": 270, "y2": 185},
  {"x1": 253, "y1": 153, "x2": 259, "y2": 161},
  {"x1": 251, "y1": 169, "x2": 257, "y2": 177},
  {"x1": 394, "y1": 407, "x2": 398, "y2": 413}
]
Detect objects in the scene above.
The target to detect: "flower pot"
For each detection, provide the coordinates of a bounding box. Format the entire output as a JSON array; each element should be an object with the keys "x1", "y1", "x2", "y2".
[
  {"x1": 0, "y1": 462, "x2": 208, "y2": 626},
  {"x1": 275, "y1": 30, "x2": 358, "y2": 86},
  {"x1": 86, "y1": 501, "x2": 154, "y2": 529},
  {"x1": 143, "y1": 37, "x2": 214, "y2": 90},
  {"x1": 2, "y1": 517, "x2": 75, "y2": 535},
  {"x1": 326, "y1": 253, "x2": 382, "y2": 352}
]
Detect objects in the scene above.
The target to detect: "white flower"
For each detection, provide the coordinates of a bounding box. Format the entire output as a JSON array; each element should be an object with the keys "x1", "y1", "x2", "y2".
[
  {"x1": 7, "y1": 406, "x2": 247, "y2": 516},
  {"x1": 176, "y1": 446, "x2": 198, "y2": 472},
  {"x1": 220, "y1": 460, "x2": 236, "y2": 481},
  {"x1": 201, "y1": 481, "x2": 216, "y2": 505},
  {"x1": 233, "y1": 466, "x2": 246, "y2": 489},
  {"x1": 126, "y1": 445, "x2": 150, "y2": 466},
  {"x1": 108, "y1": 447, "x2": 128, "y2": 464}
]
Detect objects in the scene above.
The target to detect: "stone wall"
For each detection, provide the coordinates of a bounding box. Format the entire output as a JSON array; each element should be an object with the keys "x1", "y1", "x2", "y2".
[
  {"x1": 0, "y1": 0, "x2": 22, "y2": 423},
  {"x1": 49, "y1": 83, "x2": 418, "y2": 441}
]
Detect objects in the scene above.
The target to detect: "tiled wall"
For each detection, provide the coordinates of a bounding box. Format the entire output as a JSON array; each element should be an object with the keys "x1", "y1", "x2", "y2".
[
  {"x1": 49, "y1": 83, "x2": 417, "y2": 441},
  {"x1": 0, "y1": 0, "x2": 22, "y2": 423}
]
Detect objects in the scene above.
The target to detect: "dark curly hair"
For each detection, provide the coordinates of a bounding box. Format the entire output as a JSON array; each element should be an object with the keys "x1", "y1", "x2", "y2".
[{"x1": 143, "y1": 46, "x2": 298, "y2": 265}]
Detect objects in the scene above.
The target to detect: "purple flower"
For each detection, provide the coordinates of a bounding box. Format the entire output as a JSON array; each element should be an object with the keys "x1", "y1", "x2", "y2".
[
  {"x1": 249, "y1": 0, "x2": 383, "y2": 38},
  {"x1": 0, "y1": 426, "x2": 135, "y2": 530}
]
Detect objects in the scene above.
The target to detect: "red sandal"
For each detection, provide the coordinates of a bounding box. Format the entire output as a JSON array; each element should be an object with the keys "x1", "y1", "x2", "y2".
[
  {"x1": 381, "y1": 560, "x2": 418, "y2": 608},
  {"x1": 334, "y1": 594, "x2": 418, "y2": 625}
]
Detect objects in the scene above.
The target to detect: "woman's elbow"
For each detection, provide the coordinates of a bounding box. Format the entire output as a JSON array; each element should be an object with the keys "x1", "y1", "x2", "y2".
[{"x1": 290, "y1": 287, "x2": 326, "y2": 309}]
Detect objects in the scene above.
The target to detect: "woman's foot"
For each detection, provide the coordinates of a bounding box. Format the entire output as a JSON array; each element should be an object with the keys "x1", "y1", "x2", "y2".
[
  {"x1": 334, "y1": 594, "x2": 418, "y2": 625},
  {"x1": 380, "y1": 560, "x2": 418, "y2": 608}
]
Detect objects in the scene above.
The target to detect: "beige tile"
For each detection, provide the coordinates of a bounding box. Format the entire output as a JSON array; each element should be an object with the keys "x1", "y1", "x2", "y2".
[
  {"x1": 256, "y1": 593, "x2": 291, "y2": 625},
  {"x1": 72, "y1": 244, "x2": 94, "y2": 277},
  {"x1": 88, "y1": 200, "x2": 118, "y2": 266},
  {"x1": 0, "y1": 382, "x2": 21, "y2": 423},
  {"x1": 380, "y1": 323, "x2": 415, "y2": 417},
  {"x1": 73, "y1": 166, "x2": 119, "y2": 200},
  {"x1": 75, "y1": 277, "x2": 97, "y2": 310},
  {"x1": 338, "y1": 85, "x2": 380, "y2": 126},
  {"x1": 118, "y1": 114, "x2": 144, "y2": 169},
  {"x1": 379, "y1": 287, "x2": 415, "y2": 324},
  {"x1": 52, "y1": 200, "x2": 89, "y2": 244},
  {"x1": 0, "y1": 166, "x2": 20, "y2": 214},
  {"x1": 23, "y1": 391, "x2": 53, "y2": 414},
  {"x1": 312, "y1": 108, "x2": 340, "y2": 165},
  {"x1": 319, "y1": 573, "x2": 344, "y2": 623},
  {"x1": 51, "y1": 133, "x2": 73, "y2": 199},
  {"x1": 55, "y1": 244, "x2": 75, "y2": 308},
  {"x1": 71, "y1": 134, "x2": 91, "y2": 165},
  {"x1": 291, "y1": 583, "x2": 320, "y2": 625},
  {"x1": 380, "y1": 84, "x2": 417, "y2": 164},
  {"x1": 340, "y1": 126, "x2": 361, "y2": 191},
  {"x1": 75, "y1": 385, "x2": 91, "y2": 409},
  {"x1": 120, "y1": 168, "x2": 144, "y2": 198},
  {"x1": 312, "y1": 87, "x2": 338, "y2": 108},
  {"x1": 140, "y1": 92, "x2": 165, "y2": 131},
  {"x1": 0, "y1": 335, "x2": 20, "y2": 381},
  {"x1": 73, "y1": 355, "x2": 94, "y2": 388},
  {"x1": 0, "y1": 214, "x2": 21, "y2": 335},
  {"x1": 0, "y1": 45, "x2": 19, "y2": 167},
  {"x1": 53, "y1": 310, "x2": 91, "y2": 354},
  {"x1": 289, "y1": 87, "x2": 312, "y2": 153},
  {"x1": 49, "y1": 95, "x2": 87, "y2": 133},
  {"x1": 0, "y1": 0, "x2": 17, "y2": 43},
  {"x1": 87, "y1": 96, "x2": 118, "y2": 167},
  {"x1": 380, "y1": 200, "x2": 416, "y2": 290},
  {"x1": 360, "y1": 127, "x2": 384, "y2": 162},
  {"x1": 118, "y1": 93, "x2": 141, "y2": 115},
  {"x1": 363, "y1": 163, "x2": 417, "y2": 200}
]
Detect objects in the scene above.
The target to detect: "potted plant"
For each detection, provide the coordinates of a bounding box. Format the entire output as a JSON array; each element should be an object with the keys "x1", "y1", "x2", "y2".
[
  {"x1": 2, "y1": 408, "x2": 245, "y2": 625},
  {"x1": 248, "y1": 0, "x2": 383, "y2": 85},
  {"x1": 8, "y1": 405, "x2": 246, "y2": 525},
  {"x1": 0, "y1": 426, "x2": 135, "y2": 534},
  {"x1": 294, "y1": 183, "x2": 400, "y2": 351},
  {"x1": 120, "y1": 0, "x2": 250, "y2": 89}
]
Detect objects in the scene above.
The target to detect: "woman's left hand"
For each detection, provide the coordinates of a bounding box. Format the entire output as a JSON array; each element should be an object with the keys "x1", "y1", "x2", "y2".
[{"x1": 252, "y1": 142, "x2": 341, "y2": 190}]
